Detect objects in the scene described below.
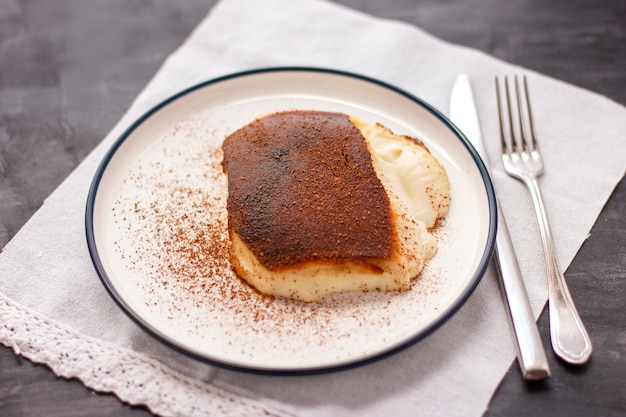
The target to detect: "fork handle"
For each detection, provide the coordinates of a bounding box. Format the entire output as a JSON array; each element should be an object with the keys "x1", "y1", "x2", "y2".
[{"x1": 523, "y1": 174, "x2": 593, "y2": 364}]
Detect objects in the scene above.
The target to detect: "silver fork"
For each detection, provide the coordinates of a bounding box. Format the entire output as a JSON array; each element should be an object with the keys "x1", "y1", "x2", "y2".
[{"x1": 496, "y1": 75, "x2": 592, "y2": 365}]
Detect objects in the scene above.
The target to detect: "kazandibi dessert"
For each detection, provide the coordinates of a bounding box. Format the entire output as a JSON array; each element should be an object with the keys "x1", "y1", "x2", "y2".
[{"x1": 221, "y1": 110, "x2": 450, "y2": 302}]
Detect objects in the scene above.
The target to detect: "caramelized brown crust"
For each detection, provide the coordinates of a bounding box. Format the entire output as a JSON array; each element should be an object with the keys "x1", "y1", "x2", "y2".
[{"x1": 222, "y1": 110, "x2": 396, "y2": 271}]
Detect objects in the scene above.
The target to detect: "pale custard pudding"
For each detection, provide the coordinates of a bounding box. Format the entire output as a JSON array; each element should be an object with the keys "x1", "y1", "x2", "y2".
[{"x1": 221, "y1": 110, "x2": 450, "y2": 302}]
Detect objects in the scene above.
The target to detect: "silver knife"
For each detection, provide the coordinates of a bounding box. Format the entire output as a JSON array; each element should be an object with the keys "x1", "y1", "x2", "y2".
[{"x1": 450, "y1": 74, "x2": 550, "y2": 380}]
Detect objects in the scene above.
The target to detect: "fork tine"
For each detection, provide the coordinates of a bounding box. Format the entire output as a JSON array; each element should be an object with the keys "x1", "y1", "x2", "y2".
[
  {"x1": 523, "y1": 76, "x2": 539, "y2": 152},
  {"x1": 503, "y1": 76, "x2": 519, "y2": 154},
  {"x1": 514, "y1": 76, "x2": 530, "y2": 153},
  {"x1": 495, "y1": 77, "x2": 510, "y2": 155}
]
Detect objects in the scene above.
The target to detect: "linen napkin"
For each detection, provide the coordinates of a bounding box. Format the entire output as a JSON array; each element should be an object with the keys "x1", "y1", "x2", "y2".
[{"x1": 1, "y1": 0, "x2": 625, "y2": 416}]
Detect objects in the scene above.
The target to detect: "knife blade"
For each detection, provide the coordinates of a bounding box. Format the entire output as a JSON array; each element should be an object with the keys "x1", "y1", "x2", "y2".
[{"x1": 450, "y1": 74, "x2": 550, "y2": 380}]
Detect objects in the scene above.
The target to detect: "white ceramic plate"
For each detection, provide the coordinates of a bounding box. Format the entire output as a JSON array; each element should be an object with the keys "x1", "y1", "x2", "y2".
[{"x1": 86, "y1": 68, "x2": 496, "y2": 374}]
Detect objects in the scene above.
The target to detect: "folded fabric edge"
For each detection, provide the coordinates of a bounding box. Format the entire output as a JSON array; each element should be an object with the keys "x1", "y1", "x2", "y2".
[{"x1": 0, "y1": 292, "x2": 288, "y2": 417}]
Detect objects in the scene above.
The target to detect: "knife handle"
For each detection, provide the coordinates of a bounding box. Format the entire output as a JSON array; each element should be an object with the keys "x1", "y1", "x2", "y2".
[{"x1": 493, "y1": 200, "x2": 551, "y2": 380}]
